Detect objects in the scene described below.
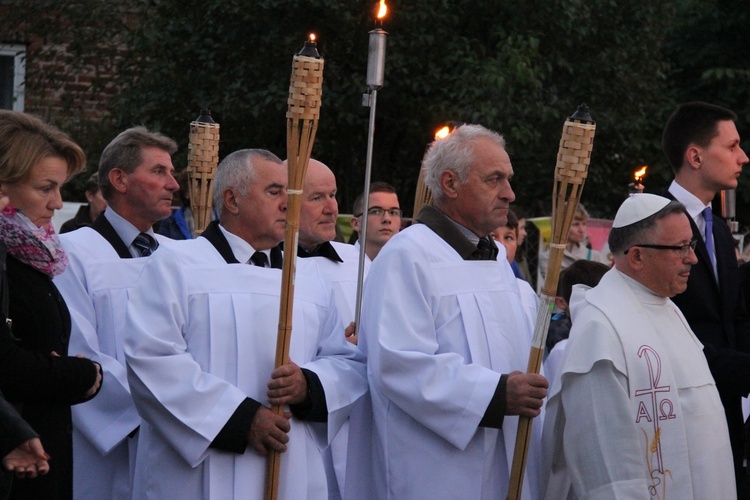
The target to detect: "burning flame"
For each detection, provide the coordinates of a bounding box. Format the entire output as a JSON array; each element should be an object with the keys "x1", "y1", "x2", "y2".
[
  {"x1": 309, "y1": 33, "x2": 316, "y2": 42},
  {"x1": 435, "y1": 126, "x2": 451, "y2": 140},
  {"x1": 377, "y1": 0, "x2": 387, "y2": 20},
  {"x1": 634, "y1": 165, "x2": 647, "y2": 182}
]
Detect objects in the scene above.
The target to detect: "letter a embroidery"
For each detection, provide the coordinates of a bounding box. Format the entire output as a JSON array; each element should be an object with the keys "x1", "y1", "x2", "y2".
[{"x1": 634, "y1": 345, "x2": 673, "y2": 476}]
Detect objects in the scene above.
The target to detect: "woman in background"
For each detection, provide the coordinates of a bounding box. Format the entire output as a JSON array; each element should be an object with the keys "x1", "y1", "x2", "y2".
[{"x1": 0, "y1": 110, "x2": 101, "y2": 499}]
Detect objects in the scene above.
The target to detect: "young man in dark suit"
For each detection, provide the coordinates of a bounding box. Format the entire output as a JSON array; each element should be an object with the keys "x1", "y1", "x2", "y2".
[{"x1": 663, "y1": 102, "x2": 750, "y2": 494}]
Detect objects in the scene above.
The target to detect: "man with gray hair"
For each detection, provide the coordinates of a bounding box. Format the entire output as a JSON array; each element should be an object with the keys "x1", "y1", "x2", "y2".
[
  {"x1": 54, "y1": 126, "x2": 179, "y2": 499},
  {"x1": 123, "y1": 149, "x2": 367, "y2": 499},
  {"x1": 356, "y1": 124, "x2": 547, "y2": 499},
  {"x1": 541, "y1": 193, "x2": 735, "y2": 499}
]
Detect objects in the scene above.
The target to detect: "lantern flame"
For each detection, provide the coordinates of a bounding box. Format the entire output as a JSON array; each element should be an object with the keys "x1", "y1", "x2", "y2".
[
  {"x1": 634, "y1": 165, "x2": 647, "y2": 182},
  {"x1": 309, "y1": 33, "x2": 316, "y2": 42},
  {"x1": 377, "y1": 0, "x2": 387, "y2": 20},
  {"x1": 435, "y1": 126, "x2": 450, "y2": 140}
]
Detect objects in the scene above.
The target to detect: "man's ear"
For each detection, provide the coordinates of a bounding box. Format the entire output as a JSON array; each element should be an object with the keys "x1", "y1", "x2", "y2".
[
  {"x1": 626, "y1": 246, "x2": 646, "y2": 270},
  {"x1": 685, "y1": 145, "x2": 702, "y2": 170},
  {"x1": 439, "y1": 170, "x2": 460, "y2": 199},
  {"x1": 109, "y1": 168, "x2": 128, "y2": 194},
  {"x1": 350, "y1": 215, "x2": 360, "y2": 233},
  {"x1": 222, "y1": 188, "x2": 240, "y2": 215}
]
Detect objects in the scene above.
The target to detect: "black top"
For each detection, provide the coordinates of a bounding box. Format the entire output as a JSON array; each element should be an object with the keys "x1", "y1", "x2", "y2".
[
  {"x1": 2, "y1": 250, "x2": 99, "y2": 500},
  {"x1": 59, "y1": 204, "x2": 93, "y2": 234},
  {"x1": 0, "y1": 392, "x2": 36, "y2": 458},
  {"x1": 665, "y1": 190, "x2": 750, "y2": 490},
  {"x1": 0, "y1": 390, "x2": 38, "y2": 499}
]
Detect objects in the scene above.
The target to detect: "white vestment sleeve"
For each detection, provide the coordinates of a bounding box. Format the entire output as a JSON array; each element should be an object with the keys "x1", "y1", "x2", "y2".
[
  {"x1": 544, "y1": 340, "x2": 566, "y2": 388},
  {"x1": 300, "y1": 287, "x2": 368, "y2": 444},
  {"x1": 55, "y1": 247, "x2": 140, "y2": 454},
  {"x1": 561, "y1": 361, "x2": 647, "y2": 499},
  {"x1": 124, "y1": 248, "x2": 249, "y2": 467}
]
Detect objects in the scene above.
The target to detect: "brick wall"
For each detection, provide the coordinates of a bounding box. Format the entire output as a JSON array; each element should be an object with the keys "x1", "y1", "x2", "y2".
[
  {"x1": 0, "y1": 1, "x2": 137, "y2": 193},
  {"x1": 0, "y1": 2, "x2": 132, "y2": 132}
]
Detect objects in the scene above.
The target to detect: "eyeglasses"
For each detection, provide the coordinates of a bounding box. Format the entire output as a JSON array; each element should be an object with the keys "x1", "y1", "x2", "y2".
[
  {"x1": 354, "y1": 207, "x2": 402, "y2": 218},
  {"x1": 624, "y1": 239, "x2": 697, "y2": 259}
]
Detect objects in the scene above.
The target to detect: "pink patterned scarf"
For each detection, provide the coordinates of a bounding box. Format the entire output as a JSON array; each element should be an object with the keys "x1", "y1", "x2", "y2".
[{"x1": 0, "y1": 206, "x2": 68, "y2": 277}]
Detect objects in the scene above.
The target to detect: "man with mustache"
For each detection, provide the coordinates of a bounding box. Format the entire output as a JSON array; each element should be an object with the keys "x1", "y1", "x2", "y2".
[
  {"x1": 357, "y1": 124, "x2": 548, "y2": 499},
  {"x1": 662, "y1": 102, "x2": 750, "y2": 495},
  {"x1": 54, "y1": 127, "x2": 180, "y2": 499}
]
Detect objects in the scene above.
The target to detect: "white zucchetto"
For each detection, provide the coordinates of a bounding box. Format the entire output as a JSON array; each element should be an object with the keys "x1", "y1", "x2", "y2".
[{"x1": 612, "y1": 193, "x2": 671, "y2": 228}]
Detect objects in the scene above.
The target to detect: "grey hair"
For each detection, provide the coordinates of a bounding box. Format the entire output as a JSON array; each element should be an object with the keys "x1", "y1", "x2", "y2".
[
  {"x1": 422, "y1": 124, "x2": 506, "y2": 201},
  {"x1": 99, "y1": 126, "x2": 177, "y2": 200},
  {"x1": 608, "y1": 200, "x2": 687, "y2": 255},
  {"x1": 212, "y1": 149, "x2": 283, "y2": 215}
]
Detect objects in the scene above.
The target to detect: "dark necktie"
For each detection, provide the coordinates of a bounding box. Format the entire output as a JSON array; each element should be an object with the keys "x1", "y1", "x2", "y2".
[
  {"x1": 703, "y1": 207, "x2": 716, "y2": 276},
  {"x1": 250, "y1": 251, "x2": 269, "y2": 268},
  {"x1": 472, "y1": 237, "x2": 499, "y2": 261},
  {"x1": 133, "y1": 232, "x2": 158, "y2": 257}
]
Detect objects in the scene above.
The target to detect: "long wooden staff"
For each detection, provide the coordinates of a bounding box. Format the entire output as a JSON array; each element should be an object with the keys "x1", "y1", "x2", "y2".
[
  {"x1": 411, "y1": 166, "x2": 433, "y2": 220},
  {"x1": 506, "y1": 104, "x2": 596, "y2": 500},
  {"x1": 187, "y1": 109, "x2": 220, "y2": 234},
  {"x1": 264, "y1": 40, "x2": 324, "y2": 500}
]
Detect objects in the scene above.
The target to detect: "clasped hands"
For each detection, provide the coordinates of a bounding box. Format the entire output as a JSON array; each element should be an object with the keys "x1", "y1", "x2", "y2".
[{"x1": 247, "y1": 361, "x2": 307, "y2": 456}]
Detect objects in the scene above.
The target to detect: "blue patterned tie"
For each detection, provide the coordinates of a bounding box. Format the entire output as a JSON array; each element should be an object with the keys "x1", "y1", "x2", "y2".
[
  {"x1": 703, "y1": 207, "x2": 716, "y2": 272},
  {"x1": 133, "y1": 232, "x2": 158, "y2": 257}
]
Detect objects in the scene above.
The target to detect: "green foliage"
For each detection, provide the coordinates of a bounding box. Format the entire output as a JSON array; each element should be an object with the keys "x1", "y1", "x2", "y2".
[
  {"x1": 8, "y1": 0, "x2": 750, "y2": 222},
  {"x1": 662, "y1": 0, "x2": 750, "y2": 221}
]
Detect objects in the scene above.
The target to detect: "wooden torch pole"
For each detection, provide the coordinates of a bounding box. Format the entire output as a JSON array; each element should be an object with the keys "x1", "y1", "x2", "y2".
[
  {"x1": 506, "y1": 104, "x2": 596, "y2": 500},
  {"x1": 187, "y1": 109, "x2": 220, "y2": 234},
  {"x1": 411, "y1": 166, "x2": 433, "y2": 221},
  {"x1": 264, "y1": 39, "x2": 324, "y2": 500}
]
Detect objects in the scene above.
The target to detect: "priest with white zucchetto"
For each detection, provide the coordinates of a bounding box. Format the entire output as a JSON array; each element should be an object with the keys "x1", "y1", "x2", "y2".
[{"x1": 541, "y1": 193, "x2": 735, "y2": 499}]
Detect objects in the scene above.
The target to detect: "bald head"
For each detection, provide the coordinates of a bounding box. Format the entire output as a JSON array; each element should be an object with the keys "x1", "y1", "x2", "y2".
[
  {"x1": 294, "y1": 159, "x2": 339, "y2": 249},
  {"x1": 305, "y1": 160, "x2": 335, "y2": 187}
]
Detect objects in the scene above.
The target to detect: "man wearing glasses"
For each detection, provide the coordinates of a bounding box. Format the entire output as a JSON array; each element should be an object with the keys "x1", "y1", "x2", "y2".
[
  {"x1": 663, "y1": 102, "x2": 750, "y2": 495},
  {"x1": 542, "y1": 193, "x2": 735, "y2": 499},
  {"x1": 350, "y1": 182, "x2": 402, "y2": 262}
]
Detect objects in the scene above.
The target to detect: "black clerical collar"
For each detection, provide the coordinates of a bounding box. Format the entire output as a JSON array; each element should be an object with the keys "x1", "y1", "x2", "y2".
[
  {"x1": 417, "y1": 205, "x2": 497, "y2": 261},
  {"x1": 91, "y1": 213, "x2": 133, "y2": 259},
  {"x1": 200, "y1": 221, "x2": 283, "y2": 268},
  {"x1": 297, "y1": 241, "x2": 343, "y2": 263},
  {"x1": 200, "y1": 221, "x2": 240, "y2": 263}
]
